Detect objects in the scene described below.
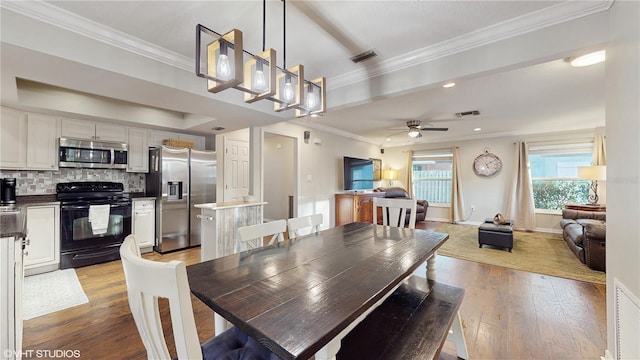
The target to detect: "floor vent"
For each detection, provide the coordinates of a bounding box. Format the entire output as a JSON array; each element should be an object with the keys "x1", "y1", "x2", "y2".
[{"x1": 614, "y1": 278, "x2": 640, "y2": 359}]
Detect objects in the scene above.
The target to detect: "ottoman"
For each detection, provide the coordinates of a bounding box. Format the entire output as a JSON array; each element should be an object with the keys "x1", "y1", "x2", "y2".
[{"x1": 478, "y1": 219, "x2": 514, "y2": 252}]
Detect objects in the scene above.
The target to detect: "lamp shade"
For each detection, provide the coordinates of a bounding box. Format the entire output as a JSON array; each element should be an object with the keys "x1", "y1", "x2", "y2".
[
  {"x1": 383, "y1": 169, "x2": 398, "y2": 181},
  {"x1": 578, "y1": 165, "x2": 606, "y2": 181}
]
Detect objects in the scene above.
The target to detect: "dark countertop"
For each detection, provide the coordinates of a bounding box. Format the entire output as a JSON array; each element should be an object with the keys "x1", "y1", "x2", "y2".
[
  {"x1": 0, "y1": 208, "x2": 26, "y2": 239},
  {"x1": 16, "y1": 194, "x2": 58, "y2": 206}
]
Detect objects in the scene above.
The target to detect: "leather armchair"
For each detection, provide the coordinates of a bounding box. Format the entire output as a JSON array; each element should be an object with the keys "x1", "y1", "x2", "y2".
[{"x1": 376, "y1": 187, "x2": 428, "y2": 222}]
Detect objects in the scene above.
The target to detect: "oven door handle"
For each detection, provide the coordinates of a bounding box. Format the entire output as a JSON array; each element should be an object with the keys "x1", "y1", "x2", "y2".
[
  {"x1": 61, "y1": 205, "x2": 91, "y2": 211},
  {"x1": 62, "y1": 203, "x2": 131, "y2": 211}
]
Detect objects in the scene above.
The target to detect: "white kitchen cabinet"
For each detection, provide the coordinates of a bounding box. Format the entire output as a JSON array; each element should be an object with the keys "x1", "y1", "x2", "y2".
[
  {"x1": 1, "y1": 235, "x2": 24, "y2": 360},
  {"x1": 26, "y1": 114, "x2": 60, "y2": 170},
  {"x1": 148, "y1": 130, "x2": 176, "y2": 147},
  {"x1": 61, "y1": 118, "x2": 127, "y2": 142},
  {"x1": 132, "y1": 199, "x2": 155, "y2": 253},
  {"x1": 24, "y1": 204, "x2": 60, "y2": 276},
  {"x1": 127, "y1": 127, "x2": 149, "y2": 173},
  {"x1": 0, "y1": 107, "x2": 27, "y2": 169},
  {"x1": 0, "y1": 108, "x2": 59, "y2": 171}
]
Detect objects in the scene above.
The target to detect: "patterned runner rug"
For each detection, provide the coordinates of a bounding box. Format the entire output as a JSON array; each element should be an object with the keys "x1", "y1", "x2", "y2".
[
  {"x1": 433, "y1": 222, "x2": 606, "y2": 284},
  {"x1": 23, "y1": 269, "x2": 89, "y2": 320}
]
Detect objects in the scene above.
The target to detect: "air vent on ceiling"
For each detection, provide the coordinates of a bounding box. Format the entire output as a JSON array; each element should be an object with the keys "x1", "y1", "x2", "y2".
[
  {"x1": 211, "y1": 126, "x2": 225, "y2": 131},
  {"x1": 455, "y1": 110, "x2": 480, "y2": 118},
  {"x1": 350, "y1": 50, "x2": 377, "y2": 63}
]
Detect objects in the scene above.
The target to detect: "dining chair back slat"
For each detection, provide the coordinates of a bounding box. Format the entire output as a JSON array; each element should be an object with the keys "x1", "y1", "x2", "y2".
[
  {"x1": 287, "y1": 214, "x2": 323, "y2": 240},
  {"x1": 373, "y1": 197, "x2": 417, "y2": 229},
  {"x1": 237, "y1": 219, "x2": 287, "y2": 250}
]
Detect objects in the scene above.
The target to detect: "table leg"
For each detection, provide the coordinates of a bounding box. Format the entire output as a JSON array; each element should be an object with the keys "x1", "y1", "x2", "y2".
[
  {"x1": 427, "y1": 251, "x2": 437, "y2": 281},
  {"x1": 214, "y1": 313, "x2": 227, "y2": 336},
  {"x1": 447, "y1": 311, "x2": 469, "y2": 359},
  {"x1": 315, "y1": 339, "x2": 341, "y2": 360}
]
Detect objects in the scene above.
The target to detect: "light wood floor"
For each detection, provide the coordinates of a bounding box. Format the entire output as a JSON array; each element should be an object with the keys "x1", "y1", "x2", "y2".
[{"x1": 22, "y1": 222, "x2": 606, "y2": 359}]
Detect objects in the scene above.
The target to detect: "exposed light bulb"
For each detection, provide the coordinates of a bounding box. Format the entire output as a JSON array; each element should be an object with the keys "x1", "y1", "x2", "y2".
[
  {"x1": 283, "y1": 76, "x2": 295, "y2": 102},
  {"x1": 217, "y1": 54, "x2": 231, "y2": 80},
  {"x1": 217, "y1": 41, "x2": 231, "y2": 80},
  {"x1": 306, "y1": 85, "x2": 318, "y2": 110},
  {"x1": 253, "y1": 69, "x2": 267, "y2": 92}
]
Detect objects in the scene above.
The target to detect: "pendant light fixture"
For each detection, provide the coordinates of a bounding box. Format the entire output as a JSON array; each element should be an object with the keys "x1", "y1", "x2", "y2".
[{"x1": 195, "y1": 0, "x2": 325, "y2": 116}]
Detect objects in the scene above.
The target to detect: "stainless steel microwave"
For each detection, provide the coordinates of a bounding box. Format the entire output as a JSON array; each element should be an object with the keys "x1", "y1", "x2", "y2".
[{"x1": 59, "y1": 138, "x2": 128, "y2": 169}]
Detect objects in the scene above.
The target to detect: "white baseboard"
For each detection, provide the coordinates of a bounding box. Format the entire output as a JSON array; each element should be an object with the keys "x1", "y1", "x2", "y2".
[
  {"x1": 534, "y1": 227, "x2": 563, "y2": 234},
  {"x1": 601, "y1": 349, "x2": 614, "y2": 360}
]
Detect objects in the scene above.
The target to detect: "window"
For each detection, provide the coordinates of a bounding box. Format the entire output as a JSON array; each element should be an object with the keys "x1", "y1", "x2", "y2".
[
  {"x1": 528, "y1": 141, "x2": 592, "y2": 210},
  {"x1": 412, "y1": 150, "x2": 452, "y2": 204}
]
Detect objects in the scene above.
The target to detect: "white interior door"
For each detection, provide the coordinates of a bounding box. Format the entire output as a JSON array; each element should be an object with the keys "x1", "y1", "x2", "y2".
[{"x1": 224, "y1": 139, "x2": 250, "y2": 201}]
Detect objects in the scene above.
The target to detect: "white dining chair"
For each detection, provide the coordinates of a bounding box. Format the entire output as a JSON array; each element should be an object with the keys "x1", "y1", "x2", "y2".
[
  {"x1": 237, "y1": 219, "x2": 287, "y2": 251},
  {"x1": 119, "y1": 236, "x2": 278, "y2": 360},
  {"x1": 287, "y1": 213, "x2": 323, "y2": 240},
  {"x1": 373, "y1": 197, "x2": 417, "y2": 229}
]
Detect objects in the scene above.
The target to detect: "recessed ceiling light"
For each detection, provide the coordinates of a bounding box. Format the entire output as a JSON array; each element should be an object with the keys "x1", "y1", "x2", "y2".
[
  {"x1": 443, "y1": 82, "x2": 456, "y2": 88},
  {"x1": 473, "y1": 128, "x2": 482, "y2": 131},
  {"x1": 386, "y1": 138, "x2": 392, "y2": 141},
  {"x1": 569, "y1": 50, "x2": 606, "y2": 67}
]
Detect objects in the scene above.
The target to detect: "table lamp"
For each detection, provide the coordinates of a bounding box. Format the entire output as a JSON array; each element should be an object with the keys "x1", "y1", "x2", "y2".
[
  {"x1": 577, "y1": 165, "x2": 606, "y2": 205},
  {"x1": 382, "y1": 169, "x2": 398, "y2": 187}
]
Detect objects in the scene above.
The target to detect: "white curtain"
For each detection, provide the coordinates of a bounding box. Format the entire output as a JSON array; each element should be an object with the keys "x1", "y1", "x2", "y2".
[
  {"x1": 449, "y1": 147, "x2": 466, "y2": 223},
  {"x1": 405, "y1": 150, "x2": 414, "y2": 198},
  {"x1": 506, "y1": 142, "x2": 536, "y2": 231},
  {"x1": 593, "y1": 135, "x2": 606, "y2": 165}
]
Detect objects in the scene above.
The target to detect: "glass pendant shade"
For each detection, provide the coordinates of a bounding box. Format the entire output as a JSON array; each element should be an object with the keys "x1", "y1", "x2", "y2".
[
  {"x1": 306, "y1": 84, "x2": 318, "y2": 109},
  {"x1": 283, "y1": 76, "x2": 295, "y2": 102},
  {"x1": 273, "y1": 65, "x2": 304, "y2": 112},
  {"x1": 295, "y1": 77, "x2": 326, "y2": 118},
  {"x1": 241, "y1": 48, "x2": 276, "y2": 103},
  {"x1": 205, "y1": 29, "x2": 243, "y2": 93}
]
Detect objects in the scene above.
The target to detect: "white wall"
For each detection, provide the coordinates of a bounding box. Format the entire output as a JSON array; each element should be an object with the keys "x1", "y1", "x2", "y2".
[
  {"x1": 263, "y1": 134, "x2": 295, "y2": 220},
  {"x1": 605, "y1": 1, "x2": 640, "y2": 359},
  {"x1": 382, "y1": 129, "x2": 600, "y2": 232}
]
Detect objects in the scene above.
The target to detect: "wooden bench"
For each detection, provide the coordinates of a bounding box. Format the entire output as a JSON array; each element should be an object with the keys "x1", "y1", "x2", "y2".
[{"x1": 337, "y1": 275, "x2": 468, "y2": 360}]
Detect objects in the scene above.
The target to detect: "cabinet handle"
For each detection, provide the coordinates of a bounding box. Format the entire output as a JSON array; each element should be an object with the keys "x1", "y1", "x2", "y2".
[{"x1": 197, "y1": 214, "x2": 213, "y2": 221}]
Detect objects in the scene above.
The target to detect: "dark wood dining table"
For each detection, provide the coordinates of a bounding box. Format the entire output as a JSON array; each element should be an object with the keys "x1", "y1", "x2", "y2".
[{"x1": 186, "y1": 222, "x2": 448, "y2": 360}]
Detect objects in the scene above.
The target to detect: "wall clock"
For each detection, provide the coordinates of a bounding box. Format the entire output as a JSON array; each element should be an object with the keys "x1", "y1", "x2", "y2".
[{"x1": 473, "y1": 150, "x2": 502, "y2": 177}]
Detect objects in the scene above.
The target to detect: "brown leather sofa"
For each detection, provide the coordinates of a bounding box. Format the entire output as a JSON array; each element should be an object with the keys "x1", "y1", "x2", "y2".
[
  {"x1": 559, "y1": 209, "x2": 606, "y2": 272},
  {"x1": 375, "y1": 187, "x2": 428, "y2": 222}
]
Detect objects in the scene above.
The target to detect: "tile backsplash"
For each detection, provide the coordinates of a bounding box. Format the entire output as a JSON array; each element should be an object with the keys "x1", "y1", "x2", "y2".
[{"x1": 0, "y1": 169, "x2": 145, "y2": 195}]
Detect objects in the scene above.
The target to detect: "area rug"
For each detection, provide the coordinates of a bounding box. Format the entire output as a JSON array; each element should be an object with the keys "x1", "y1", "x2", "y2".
[
  {"x1": 433, "y1": 223, "x2": 606, "y2": 284},
  {"x1": 23, "y1": 269, "x2": 89, "y2": 320}
]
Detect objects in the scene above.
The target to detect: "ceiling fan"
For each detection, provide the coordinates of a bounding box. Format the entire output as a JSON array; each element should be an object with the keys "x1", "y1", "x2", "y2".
[{"x1": 388, "y1": 120, "x2": 448, "y2": 138}]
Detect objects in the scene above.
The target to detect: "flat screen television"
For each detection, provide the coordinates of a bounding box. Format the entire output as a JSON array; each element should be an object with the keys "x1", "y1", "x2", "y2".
[{"x1": 343, "y1": 156, "x2": 374, "y2": 191}]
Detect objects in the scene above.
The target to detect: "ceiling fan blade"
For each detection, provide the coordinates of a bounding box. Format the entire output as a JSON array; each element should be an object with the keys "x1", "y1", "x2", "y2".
[
  {"x1": 386, "y1": 130, "x2": 407, "y2": 137},
  {"x1": 420, "y1": 127, "x2": 448, "y2": 131}
]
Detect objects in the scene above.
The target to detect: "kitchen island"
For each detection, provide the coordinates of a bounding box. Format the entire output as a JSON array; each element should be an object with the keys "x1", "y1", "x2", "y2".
[
  {"x1": 194, "y1": 201, "x2": 267, "y2": 262},
  {"x1": 1, "y1": 208, "x2": 26, "y2": 359}
]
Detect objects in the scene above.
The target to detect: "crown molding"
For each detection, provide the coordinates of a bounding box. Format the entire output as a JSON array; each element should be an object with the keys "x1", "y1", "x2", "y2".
[
  {"x1": 1, "y1": 0, "x2": 193, "y2": 72},
  {"x1": 329, "y1": 0, "x2": 614, "y2": 90}
]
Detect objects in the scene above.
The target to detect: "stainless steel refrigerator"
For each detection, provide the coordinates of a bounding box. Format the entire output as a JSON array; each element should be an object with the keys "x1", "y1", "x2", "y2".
[{"x1": 146, "y1": 146, "x2": 216, "y2": 253}]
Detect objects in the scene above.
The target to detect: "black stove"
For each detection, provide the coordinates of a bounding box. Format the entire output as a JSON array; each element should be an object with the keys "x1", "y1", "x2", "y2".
[{"x1": 57, "y1": 181, "x2": 132, "y2": 269}]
